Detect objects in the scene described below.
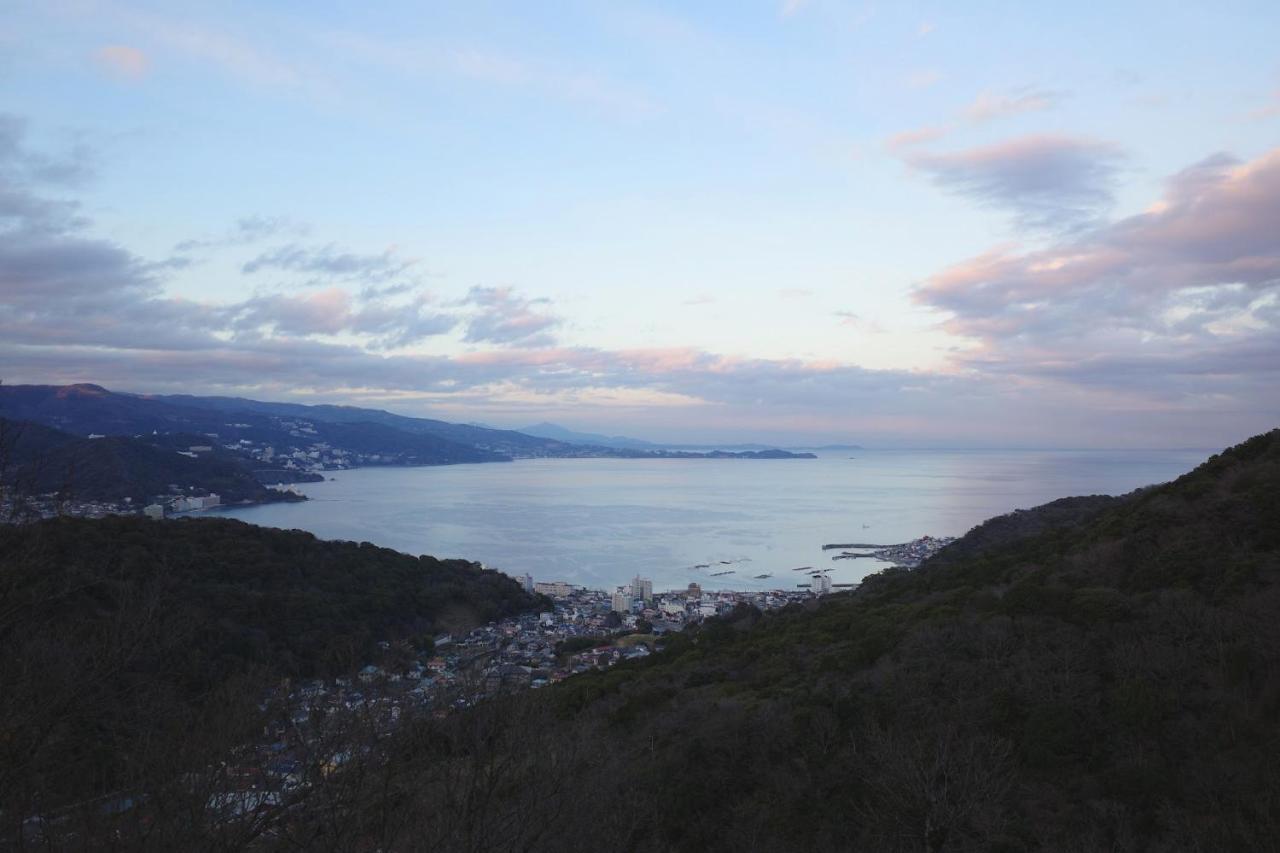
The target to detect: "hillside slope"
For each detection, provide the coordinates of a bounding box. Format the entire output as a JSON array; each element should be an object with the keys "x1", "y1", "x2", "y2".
[
  {"x1": 140, "y1": 430, "x2": 1273, "y2": 853},
  {"x1": 159, "y1": 392, "x2": 576, "y2": 456},
  {"x1": 5, "y1": 432, "x2": 1277, "y2": 851},
  {"x1": 0, "y1": 418, "x2": 296, "y2": 508},
  {"x1": 0, "y1": 384, "x2": 511, "y2": 467},
  {"x1": 0, "y1": 516, "x2": 539, "y2": 822},
  {"x1": 531, "y1": 429, "x2": 1280, "y2": 851}
]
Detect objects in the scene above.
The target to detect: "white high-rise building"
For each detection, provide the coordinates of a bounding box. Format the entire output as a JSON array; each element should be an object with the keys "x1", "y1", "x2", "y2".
[
  {"x1": 611, "y1": 592, "x2": 630, "y2": 613},
  {"x1": 812, "y1": 574, "x2": 833, "y2": 596},
  {"x1": 631, "y1": 575, "x2": 653, "y2": 604}
]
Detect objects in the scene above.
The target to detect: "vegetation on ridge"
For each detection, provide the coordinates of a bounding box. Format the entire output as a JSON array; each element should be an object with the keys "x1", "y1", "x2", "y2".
[
  {"x1": 0, "y1": 516, "x2": 538, "y2": 822},
  {"x1": 1, "y1": 430, "x2": 1278, "y2": 851}
]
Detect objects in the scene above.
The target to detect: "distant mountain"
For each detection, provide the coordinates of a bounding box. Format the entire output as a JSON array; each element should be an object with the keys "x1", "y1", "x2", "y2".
[
  {"x1": 0, "y1": 385, "x2": 821, "y2": 467},
  {"x1": 517, "y1": 422, "x2": 858, "y2": 453},
  {"x1": 517, "y1": 422, "x2": 660, "y2": 449},
  {"x1": 0, "y1": 417, "x2": 300, "y2": 508},
  {"x1": 159, "y1": 393, "x2": 574, "y2": 457},
  {"x1": 0, "y1": 384, "x2": 513, "y2": 471}
]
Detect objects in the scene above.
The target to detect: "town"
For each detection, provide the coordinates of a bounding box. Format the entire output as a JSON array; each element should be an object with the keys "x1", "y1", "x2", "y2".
[
  {"x1": 1, "y1": 487, "x2": 228, "y2": 523},
  {"x1": 211, "y1": 576, "x2": 825, "y2": 813},
  {"x1": 267, "y1": 573, "x2": 821, "y2": 721}
]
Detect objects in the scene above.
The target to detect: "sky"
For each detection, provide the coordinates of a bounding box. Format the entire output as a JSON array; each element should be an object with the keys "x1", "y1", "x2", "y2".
[{"x1": 1, "y1": 1, "x2": 1278, "y2": 447}]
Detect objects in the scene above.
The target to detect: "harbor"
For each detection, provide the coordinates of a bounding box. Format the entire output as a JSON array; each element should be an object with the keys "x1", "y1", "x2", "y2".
[{"x1": 826, "y1": 535, "x2": 957, "y2": 568}]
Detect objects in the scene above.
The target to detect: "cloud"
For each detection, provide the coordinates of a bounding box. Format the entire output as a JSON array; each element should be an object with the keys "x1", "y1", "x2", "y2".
[
  {"x1": 0, "y1": 115, "x2": 454, "y2": 354},
  {"x1": 914, "y1": 147, "x2": 1280, "y2": 397},
  {"x1": 175, "y1": 215, "x2": 307, "y2": 252},
  {"x1": 963, "y1": 88, "x2": 1065, "y2": 123},
  {"x1": 884, "y1": 87, "x2": 1065, "y2": 162},
  {"x1": 904, "y1": 134, "x2": 1126, "y2": 231},
  {"x1": 242, "y1": 242, "x2": 416, "y2": 283},
  {"x1": 2, "y1": 113, "x2": 1274, "y2": 447},
  {"x1": 834, "y1": 311, "x2": 883, "y2": 333},
  {"x1": 118, "y1": 10, "x2": 310, "y2": 92},
  {"x1": 885, "y1": 124, "x2": 951, "y2": 153},
  {"x1": 1249, "y1": 90, "x2": 1280, "y2": 120},
  {"x1": 461, "y1": 286, "x2": 561, "y2": 347},
  {"x1": 231, "y1": 288, "x2": 457, "y2": 347},
  {"x1": 0, "y1": 114, "x2": 95, "y2": 187},
  {"x1": 93, "y1": 45, "x2": 149, "y2": 81}
]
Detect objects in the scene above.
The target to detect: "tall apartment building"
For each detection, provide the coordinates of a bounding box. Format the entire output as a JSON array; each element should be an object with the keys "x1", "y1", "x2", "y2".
[{"x1": 631, "y1": 575, "x2": 653, "y2": 604}]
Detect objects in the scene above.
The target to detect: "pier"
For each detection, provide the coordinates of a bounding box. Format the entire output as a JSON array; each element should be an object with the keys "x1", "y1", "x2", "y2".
[{"x1": 822, "y1": 542, "x2": 900, "y2": 550}]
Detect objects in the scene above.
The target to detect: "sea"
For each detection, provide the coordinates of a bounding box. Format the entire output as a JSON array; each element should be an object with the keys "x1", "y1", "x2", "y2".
[{"x1": 218, "y1": 448, "x2": 1211, "y2": 593}]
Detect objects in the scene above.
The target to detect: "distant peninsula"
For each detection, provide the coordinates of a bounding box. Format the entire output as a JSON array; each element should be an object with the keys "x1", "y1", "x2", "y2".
[{"x1": 0, "y1": 384, "x2": 817, "y2": 520}]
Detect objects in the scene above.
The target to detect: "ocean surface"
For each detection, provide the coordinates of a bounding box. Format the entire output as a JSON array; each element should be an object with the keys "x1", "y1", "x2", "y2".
[{"x1": 219, "y1": 448, "x2": 1210, "y2": 593}]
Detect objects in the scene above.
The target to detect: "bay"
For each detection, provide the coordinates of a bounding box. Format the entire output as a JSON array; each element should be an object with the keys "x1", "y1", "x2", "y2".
[{"x1": 218, "y1": 448, "x2": 1209, "y2": 593}]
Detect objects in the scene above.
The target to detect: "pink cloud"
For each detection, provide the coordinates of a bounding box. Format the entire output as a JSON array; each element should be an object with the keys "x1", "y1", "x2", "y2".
[
  {"x1": 914, "y1": 146, "x2": 1280, "y2": 393},
  {"x1": 885, "y1": 124, "x2": 951, "y2": 152},
  {"x1": 963, "y1": 88, "x2": 1064, "y2": 123},
  {"x1": 93, "y1": 45, "x2": 149, "y2": 81}
]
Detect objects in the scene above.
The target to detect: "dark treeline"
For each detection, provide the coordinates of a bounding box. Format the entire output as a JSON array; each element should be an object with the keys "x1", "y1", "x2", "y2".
[
  {"x1": 0, "y1": 516, "x2": 539, "y2": 837},
  {"x1": 2, "y1": 430, "x2": 1278, "y2": 851}
]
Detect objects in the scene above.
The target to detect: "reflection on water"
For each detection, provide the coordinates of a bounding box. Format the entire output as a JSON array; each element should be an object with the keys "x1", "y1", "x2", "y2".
[{"x1": 219, "y1": 448, "x2": 1208, "y2": 592}]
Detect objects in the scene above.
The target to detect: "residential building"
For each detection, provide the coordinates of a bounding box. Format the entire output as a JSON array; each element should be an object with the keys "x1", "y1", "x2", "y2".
[{"x1": 631, "y1": 575, "x2": 653, "y2": 604}]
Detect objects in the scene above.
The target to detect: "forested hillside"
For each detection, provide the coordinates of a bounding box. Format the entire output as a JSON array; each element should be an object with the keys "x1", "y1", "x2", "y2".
[
  {"x1": 531, "y1": 429, "x2": 1280, "y2": 851},
  {"x1": 3, "y1": 431, "x2": 1277, "y2": 851},
  {"x1": 0, "y1": 418, "x2": 298, "y2": 507},
  {"x1": 289, "y1": 429, "x2": 1278, "y2": 852},
  {"x1": 0, "y1": 517, "x2": 538, "y2": 828}
]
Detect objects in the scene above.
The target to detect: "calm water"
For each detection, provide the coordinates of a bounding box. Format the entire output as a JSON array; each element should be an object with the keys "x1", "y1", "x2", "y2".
[{"x1": 219, "y1": 449, "x2": 1209, "y2": 592}]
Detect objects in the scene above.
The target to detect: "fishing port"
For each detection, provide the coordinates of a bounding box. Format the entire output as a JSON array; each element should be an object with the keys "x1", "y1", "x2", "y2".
[{"x1": 826, "y1": 535, "x2": 956, "y2": 568}]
